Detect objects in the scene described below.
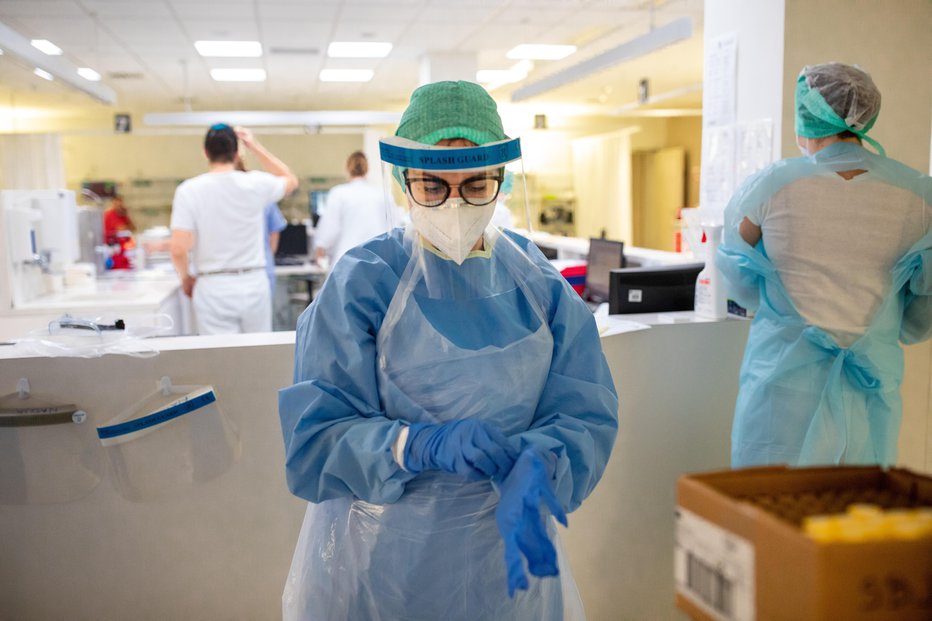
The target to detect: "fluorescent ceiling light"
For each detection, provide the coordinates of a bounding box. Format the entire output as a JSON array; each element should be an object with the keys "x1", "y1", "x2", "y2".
[
  {"x1": 210, "y1": 68, "x2": 266, "y2": 82},
  {"x1": 77, "y1": 67, "x2": 101, "y2": 81},
  {"x1": 507, "y1": 44, "x2": 576, "y2": 61},
  {"x1": 477, "y1": 60, "x2": 532, "y2": 90},
  {"x1": 319, "y1": 69, "x2": 373, "y2": 82},
  {"x1": 512, "y1": 16, "x2": 693, "y2": 102},
  {"x1": 195, "y1": 40, "x2": 262, "y2": 57},
  {"x1": 31, "y1": 39, "x2": 62, "y2": 55},
  {"x1": 0, "y1": 23, "x2": 116, "y2": 104},
  {"x1": 327, "y1": 42, "x2": 392, "y2": 58},
  {"x1": 33, "y1": 68, "x2": 53, "y2": 81}
]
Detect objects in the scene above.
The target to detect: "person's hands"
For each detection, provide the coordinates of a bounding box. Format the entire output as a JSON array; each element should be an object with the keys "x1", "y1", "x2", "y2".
[
  {"x1": 403, "y1": 419, "x2": 517, "y2": 481},
  {"x1": 233, "y1": 126, "x2": 257, "y2": 151},
  {"x1": 495, "y1": 448, "x2": 567, "y2": 598},
  {"x1": 181, "y1": 274, "x2": 196, "y2": 297}
]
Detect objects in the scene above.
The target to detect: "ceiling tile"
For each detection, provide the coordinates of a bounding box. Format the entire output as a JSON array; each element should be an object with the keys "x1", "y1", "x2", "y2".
[
  {"x1": 331, "y1": 20, "x2": 408, "y2": 41},
  {"x1": 0, "y1": 0, "x2": 706, "y2": 114},
  {"x1": 80, "y1": 0, "x2": 173, "y2": 18},
  {"x1": 170, "y1": 2, "x2": 255, "y2": 19},
  {"x1": 259, "y1": 3, "x2": 340, "y2": 20},
  {"x1": 259, "y1": 20, "x2": 331, "y2": 45},
  {"x1": 491, "y1": 6, "x2": 578, "y2": 29},
  {"x1": 181, "y1": 19, "x2": 261, "y2": 41},
  {"x1": 10, "y1": 16, "x2": 98, "y2": 44},
  {"x1": 0, "y1": 0, "x2": 84, "y2": 18}
]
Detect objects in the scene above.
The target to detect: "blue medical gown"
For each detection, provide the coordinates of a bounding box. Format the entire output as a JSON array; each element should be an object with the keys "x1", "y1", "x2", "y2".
[
  {"x1": 279, "y1": 227, "x2": 618, "y2": 620},
  {"x1": 717, "y1": 142, "x2": 932, "y2": 467}
]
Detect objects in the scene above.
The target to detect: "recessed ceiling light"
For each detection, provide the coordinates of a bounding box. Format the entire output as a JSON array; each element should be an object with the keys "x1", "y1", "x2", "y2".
[
  {"x1": 77, "y1": 68, "x2": 101, "y2": 82},
  {"x1": 319, "y1": 69, "x2": 374, "y2": 82},
  {"x1": 210, "y1": 68, "x2": 266, "y2": 82},
  {"x1": 33, "y1": 68, "x2": 54, "y2": 81},
  {"x1": 327, "y1": 42, "x2": 392, "y2": 58},
  {"x1": 195, "y1": 40, "x2": 262, "y2": 58},
  {"x1": 506, "y1": 44, "x2": 576, "y2": 61},
  {"x1": 31, "y1": 39, "x2": 63, "y2": 56}
]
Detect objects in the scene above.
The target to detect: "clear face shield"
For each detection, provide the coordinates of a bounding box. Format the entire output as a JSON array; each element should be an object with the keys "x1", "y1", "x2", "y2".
[{"x1": 379, "y1": 136, "x2": 529, "y2": 265}]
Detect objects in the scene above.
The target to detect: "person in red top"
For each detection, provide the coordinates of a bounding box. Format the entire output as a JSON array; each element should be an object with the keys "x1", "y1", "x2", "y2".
[{"x1": 103, "y1": 195, "x2": 135, "y2": 244}]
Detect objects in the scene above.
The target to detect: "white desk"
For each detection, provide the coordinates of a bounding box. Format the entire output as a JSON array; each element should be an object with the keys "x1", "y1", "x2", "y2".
[
  {"x1": 0, "y1": 269, "x2": 186, "y2": 342},
  {"x1": 273, "y1": 260, "x2": 327, "y2": 278}
]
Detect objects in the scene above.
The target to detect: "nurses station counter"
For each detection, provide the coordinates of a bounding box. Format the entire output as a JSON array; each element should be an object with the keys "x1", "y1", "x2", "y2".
[
  {"x1": 1, "y1": 320, "x2": 930, "y2": 619},
  {"x1": 0, "y1": 269, "x2": 189, "y2": 343}
]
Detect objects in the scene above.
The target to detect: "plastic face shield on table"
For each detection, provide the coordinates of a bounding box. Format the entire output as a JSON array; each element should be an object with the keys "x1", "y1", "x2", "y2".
[{"x1": 379, "y1": 136, "x2": 528, "y2": 264}]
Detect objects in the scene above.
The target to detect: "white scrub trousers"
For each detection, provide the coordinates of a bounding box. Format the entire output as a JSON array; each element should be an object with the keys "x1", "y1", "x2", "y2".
[{"x1": 193, "y1": 270, "x2": 271, "y2": 334}]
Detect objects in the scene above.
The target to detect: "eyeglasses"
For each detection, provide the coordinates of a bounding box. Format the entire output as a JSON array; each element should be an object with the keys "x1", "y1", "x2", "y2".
[{"x1": 404, "y1": 172, "x2": 503, "y2": 208}]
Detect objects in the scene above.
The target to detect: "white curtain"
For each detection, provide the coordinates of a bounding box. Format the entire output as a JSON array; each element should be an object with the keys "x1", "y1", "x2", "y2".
[
  {"x1": 0, "y1": 133, "x2": 66, "y2": 189},
  {"x1": 571, "y1": 129, "x2": 636, "y2": 242}
]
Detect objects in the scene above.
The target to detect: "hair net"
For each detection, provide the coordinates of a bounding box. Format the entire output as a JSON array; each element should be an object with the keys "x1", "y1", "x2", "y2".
[
  {"x1": 395, "y1": 81, "x2": 507, "y2": 146},
  {"x1": 795, "y1": 63, "x2": 884, "y2": 155}
]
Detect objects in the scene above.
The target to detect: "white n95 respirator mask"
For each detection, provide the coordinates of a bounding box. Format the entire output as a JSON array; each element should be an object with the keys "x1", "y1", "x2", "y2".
[{"x1": 410, "y1": 199, "x2": 497, "y2": 265}]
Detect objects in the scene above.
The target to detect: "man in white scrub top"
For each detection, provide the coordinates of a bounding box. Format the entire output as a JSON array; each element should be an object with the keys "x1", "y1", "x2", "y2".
[{"x1": 170, "y1": 124, "x2": 299, "y2": 334}]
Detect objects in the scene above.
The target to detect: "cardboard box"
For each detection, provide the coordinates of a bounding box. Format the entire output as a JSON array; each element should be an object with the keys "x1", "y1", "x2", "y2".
[{"x1": 675, "y1": 466, "x2": 932, "y2": 621}]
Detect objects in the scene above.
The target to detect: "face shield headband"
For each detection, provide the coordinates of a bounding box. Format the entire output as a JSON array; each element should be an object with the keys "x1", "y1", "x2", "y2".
[
  {"x1": 379, "y1": 136, "x2": 523, "y2": 264},
  {"x1": 379, "y1": 136, "x2": 522, "y2": 186}
]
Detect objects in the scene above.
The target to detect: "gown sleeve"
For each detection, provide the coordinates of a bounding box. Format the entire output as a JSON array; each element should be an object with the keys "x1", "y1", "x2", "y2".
[
  {"x1": 511, "y1": 242, "x2": 619, "y2": 513},
  {"x1": 278, "y1": 238, "x2": 417, "y2": 504},
  {"x1": 715, "y1": 166, "x2": 779, "y2": 312},
  {"x1": 900, "y1": 234, "x2": 932, "y2": 344}
]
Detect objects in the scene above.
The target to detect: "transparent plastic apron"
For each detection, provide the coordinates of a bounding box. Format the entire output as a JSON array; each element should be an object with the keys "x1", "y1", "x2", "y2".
[
  {"x1": 284, "y1": 231, "x2": 583, "y2": 620},
  {"x1": 0, "y1": 388, "x2": 101, "y2": 505}
]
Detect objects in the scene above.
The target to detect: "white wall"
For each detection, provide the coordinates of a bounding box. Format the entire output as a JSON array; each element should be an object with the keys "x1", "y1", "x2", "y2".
[{"x1": 703, "y1": 0, "x2": 787, "y2": 160}]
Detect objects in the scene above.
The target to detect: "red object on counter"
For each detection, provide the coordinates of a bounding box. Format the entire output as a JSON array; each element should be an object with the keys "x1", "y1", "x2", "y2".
[{"x1": 560, "y1": 264, "x2": 587, "y2": 296}]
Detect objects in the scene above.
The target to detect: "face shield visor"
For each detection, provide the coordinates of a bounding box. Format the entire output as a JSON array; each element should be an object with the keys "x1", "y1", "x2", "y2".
[{"x1": 379, "y1": 136, "x2": 528, "y2": 265}]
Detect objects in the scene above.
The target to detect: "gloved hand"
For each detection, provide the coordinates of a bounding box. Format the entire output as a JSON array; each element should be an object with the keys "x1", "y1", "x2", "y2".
[
  {"x1": 495, "y1": 448, "x2": 567, "y2": 597},
  {"x1": 403, "y1": 419, "x2": 517, "y2": 481}
]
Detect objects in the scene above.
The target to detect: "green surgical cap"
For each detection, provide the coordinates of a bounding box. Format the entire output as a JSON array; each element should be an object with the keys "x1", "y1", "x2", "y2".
[
  {"x1": 795, "y1": 63, "x2": 884, "y2": 155},
  {"x1": 395, "y1": 81, "x2": 506, "y2": 146}
]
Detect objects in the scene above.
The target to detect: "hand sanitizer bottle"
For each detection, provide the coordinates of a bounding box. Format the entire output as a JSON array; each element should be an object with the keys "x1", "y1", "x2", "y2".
[{"x1": 694, "y1": 223, "x2": 727, "y2": 319}]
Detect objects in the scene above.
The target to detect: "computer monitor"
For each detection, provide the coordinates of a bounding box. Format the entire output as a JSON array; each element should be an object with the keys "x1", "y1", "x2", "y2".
[
  {"x1": 608, "y1": 262, "x2": 704, "y2": 314},
  {"x1": 276, "y1": 223, "x2": 308, "y2": 257},
  {"x1": 584, "y1": 238, "x2": 626, "y2": 304},
  {"x1": 535, "y1": 243, "x2": 558, "y2": 260}
]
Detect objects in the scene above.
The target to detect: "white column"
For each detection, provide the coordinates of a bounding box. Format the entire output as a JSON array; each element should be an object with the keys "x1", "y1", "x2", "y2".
[{"x1": 418, "y1": 52, "x2": 477, "y2": 85}]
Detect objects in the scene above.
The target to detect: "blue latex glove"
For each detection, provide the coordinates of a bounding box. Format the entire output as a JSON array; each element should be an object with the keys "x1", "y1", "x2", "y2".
[
  {"x1": 495, "y1": 448, "x2": 567, "y2": 597},
  {"x1": 403, "y1": 419, "x2": 517, "y2": 481}
]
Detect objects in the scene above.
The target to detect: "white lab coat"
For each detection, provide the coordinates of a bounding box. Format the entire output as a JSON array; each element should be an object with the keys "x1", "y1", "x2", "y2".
[{"x1": 314, "y1": 178, "x2": 393, "y2": 264}]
